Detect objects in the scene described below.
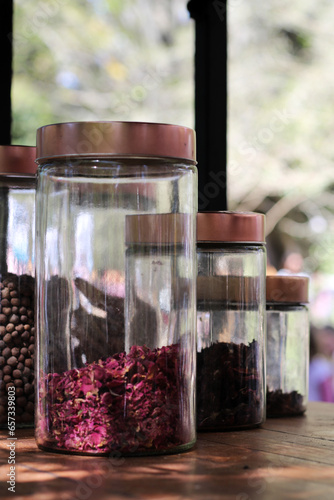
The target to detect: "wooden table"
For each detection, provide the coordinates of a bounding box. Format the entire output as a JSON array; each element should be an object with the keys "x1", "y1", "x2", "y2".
[{"x1": 1, "y1": 402, "x2": 334, "y2": 500}]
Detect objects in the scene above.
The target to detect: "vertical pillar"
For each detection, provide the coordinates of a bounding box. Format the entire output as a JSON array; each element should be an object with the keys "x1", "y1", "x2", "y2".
[
  {"x1": 0, "y1": 0, "x2": 13, "y2": 145},
  {"x1": 188, "y1": 0, "x2": 228, "y2": 211}
]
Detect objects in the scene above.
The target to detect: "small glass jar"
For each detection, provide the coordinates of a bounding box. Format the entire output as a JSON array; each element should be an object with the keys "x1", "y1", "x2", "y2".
[
  {"x1": 35, "y1": 121, "x2": 197, "y2": 456},
  {"x1": 0, "y1": 145, "x2": 37, "y2": 429},
  {"x1": 266, "y1": 275, "x2": 309, "y2": 417},
  {"x1": 197, "y1": 211, "x2": 266, "y2": 430}
]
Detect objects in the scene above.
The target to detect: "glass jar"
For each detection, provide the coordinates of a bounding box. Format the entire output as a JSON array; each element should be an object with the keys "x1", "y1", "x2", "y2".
[
  {"x1": 0, "y1": 145, "x2": 37, "y2": 429},
  {"x1": 196, "y1": 211, "x2": 266, "y2": 430},
  {"x1": 266, "y1": 275, "x2": 309, "y2": 417},
  {"x1": 35, "y1": 121, "x2": 197, "y2": 456}
]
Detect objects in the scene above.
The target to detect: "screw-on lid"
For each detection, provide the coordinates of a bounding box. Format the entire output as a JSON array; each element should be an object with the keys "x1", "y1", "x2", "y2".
[
  {"x1": 36, "y1": 121, "x2": 196, "y2": 163},
  {"x1": 125, "y1": 213, "x2": 192, "y2": 244},
  {"x1": 0, "y1": 145, "x2": 37, "y2": 175},
  {"x1": 266, "y1": 275, "x2": 309, "y2": 304},
  {"x1": 197, "y1": 211, "x2": 265, "y2": 243}
]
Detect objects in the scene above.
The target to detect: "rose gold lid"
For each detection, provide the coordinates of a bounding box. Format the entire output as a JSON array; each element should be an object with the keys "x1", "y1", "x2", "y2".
[
  {"x1": 125, "y1": 213, "x2": 192, "y2": 244},
  {"x1": 266, "y1": 275, "x2": 309, "y2": 303},
  {"x1": 0, "y1": 145, "x2": 37, "y2": 175},
  {"x1": 36, "y1": 121, "x2": 196, "y2": 163},
  {"x1": 197, "y1": 211, "x2": 265, "y2": 243}
]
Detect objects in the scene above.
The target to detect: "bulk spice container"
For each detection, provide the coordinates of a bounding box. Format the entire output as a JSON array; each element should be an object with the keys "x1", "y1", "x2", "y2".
[
  {"x1": 35, "y1": 121, "x2": 197, "y2": 456},
  {"x1": 0, "y1": 146, "x2": 37, "y2": 428},
  {"x1": 266, "y1": 275, "x2": 309, "y2": 417},
  {"x1": 196, "y1": 211, "x2": 266, "y2": 430}
]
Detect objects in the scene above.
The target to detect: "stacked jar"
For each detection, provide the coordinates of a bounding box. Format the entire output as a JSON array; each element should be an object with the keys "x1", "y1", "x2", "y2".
[
  {"x1": 266, "y1": 274, "x2": 309, "y2": 417},
  {"x1": 0, "y1": 145, "x2": 37, "y2": 428},
  {"x1": 35, "y1": 121, "x2": 197, "y2": 455},
  {"x1": 197, "y1": 211, "x2": 266, "y2": 430}
]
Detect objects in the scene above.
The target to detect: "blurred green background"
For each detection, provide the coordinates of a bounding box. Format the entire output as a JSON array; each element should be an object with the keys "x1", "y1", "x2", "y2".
[{"x1": 12, "y1": 0, "x2": 334, "y2": 327}]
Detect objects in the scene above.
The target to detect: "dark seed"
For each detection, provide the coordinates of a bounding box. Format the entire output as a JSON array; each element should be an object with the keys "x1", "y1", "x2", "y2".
[
  {"x1": 7, "y1": 356, "x2": 18, "y2": 367},
  {"x1": 3, "y1": 365, "x2": 12, "y2": 375},
  {"x1": 13, "y1": 369, "x2": 22, "y2": 379},
  {"x1": 3, "y1": 333, "x2": 12, "y2": 344},
  {"x1": 2, "y1": 347, "x2": 11, "y2": 358},
  {"x1": 25, "y1": 358, "x2": 33, "y2": 368},
  {"x1": 11, "y1": 347, "x2": 20, "y2": 357}
]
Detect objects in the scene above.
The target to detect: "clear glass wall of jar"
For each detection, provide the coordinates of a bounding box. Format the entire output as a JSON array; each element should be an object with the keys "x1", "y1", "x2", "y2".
[
  {"x1": 0, "y1": 145, "x2": 37, "y2": 429},
  {"x1": 35, "y1": 121, "x2": 197, "y2": 456},
  {"x1": 266, "y1": 275, "x2": 309, "y2": 417},
  {"x1": 197, "y1": 211, "x2": 266, "y2": 430}
]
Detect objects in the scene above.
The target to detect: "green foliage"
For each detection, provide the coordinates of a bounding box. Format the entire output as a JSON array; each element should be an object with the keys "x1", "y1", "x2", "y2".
[{"x1": 12, "y1": 0, "x2": 194, "y2": 146}]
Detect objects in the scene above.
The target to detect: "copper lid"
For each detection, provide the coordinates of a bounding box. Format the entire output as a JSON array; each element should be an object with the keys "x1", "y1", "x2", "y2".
[
  {"x1": 0, "y1": 145, "x2": 37, "y2": 175},
  {"x1": 197, "y1": 211, "x2": 265, "y2": 243},
  {"x1": 266, "y1": 275, "x2": 309, "y2": 303},
  {"x1": 125, "y1": 213, "x2": 192, "y2": 244},
  {"x1": 36, "y1": 121, "x2": 196, "y2": 163}
]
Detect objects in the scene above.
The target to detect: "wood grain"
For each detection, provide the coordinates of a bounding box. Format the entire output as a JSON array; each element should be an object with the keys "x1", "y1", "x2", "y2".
[{"x1": 1, "y1": 402, "x2": 334, "y2": 500}]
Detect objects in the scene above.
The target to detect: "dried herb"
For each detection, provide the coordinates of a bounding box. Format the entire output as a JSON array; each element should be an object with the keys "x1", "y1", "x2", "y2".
[
  {"x1": 37, "y1": 343, "x2": 185, "y2": 454},
  {"x1": 197, "y1": 340, "x2": 263, "y2": 430},
  {"x1": 266, "y1": 389, "x2": 306, "y2": 417}
]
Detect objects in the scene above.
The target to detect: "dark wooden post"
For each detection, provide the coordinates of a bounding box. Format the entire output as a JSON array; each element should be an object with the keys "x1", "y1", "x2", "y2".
[
  {"x1": 187, "y1": 0, "x2": 228, "y2": 211},
  {"x1": 0, "y1": 0, "x2": 13, "y2": 145}
]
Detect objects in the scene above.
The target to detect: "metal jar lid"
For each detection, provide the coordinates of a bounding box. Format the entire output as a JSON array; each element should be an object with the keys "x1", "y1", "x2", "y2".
[
  {"x1": 0, "y1": 145, "x2": 37, "y2": 175},
  {"x1": 197, "y1": 211, "x2": 265, "y2": 243},
  {"x1": 125, "y1": 213, "x2": 192, "y2": 244},
  {"x1": 36, "y1": 121, "x2": 196, "y2": 163},
  {"x1": 266, "y1": 275, "x2": 309, "y2": 304}
]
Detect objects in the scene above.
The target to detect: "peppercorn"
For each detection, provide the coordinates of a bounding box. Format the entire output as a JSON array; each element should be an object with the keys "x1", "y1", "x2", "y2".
[{"x1": 0, "y1": 274, "x2": 35, "y2": 428}]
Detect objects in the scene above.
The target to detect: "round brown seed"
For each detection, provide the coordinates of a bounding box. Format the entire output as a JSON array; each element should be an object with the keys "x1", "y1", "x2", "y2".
[
  {"x1": 3, "y1": 333, "x2": 12, "y2": 344},
  {"x1": 11, "y1": 347, "x2": 20, "y2": 357},
  {"x1": 3, "y1": 365, "x2": 12, "y2": 375},
  {"x1": 25, "y1": 358, "x2": 33, "y2": 368},
  {"x1": 7, "y1": 356, "x2": 18, "y2": 367},
  {"x1": 2, "y1": 347, "x2": 11, "y2": 358}
]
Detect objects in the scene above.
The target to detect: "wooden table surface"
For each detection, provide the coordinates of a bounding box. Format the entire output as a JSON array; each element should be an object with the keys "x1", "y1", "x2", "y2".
[{"x1": 1, "y1": 402, "x2": 334, "y2": 500}]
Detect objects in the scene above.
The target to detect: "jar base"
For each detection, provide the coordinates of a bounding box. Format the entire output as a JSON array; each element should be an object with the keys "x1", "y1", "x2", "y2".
[
  {"x1": 36, "y1": 438, "x2": 196, "y2": 457},
  {"x1": 197, "y1": 422, "x2": 263, "y2": 432}
]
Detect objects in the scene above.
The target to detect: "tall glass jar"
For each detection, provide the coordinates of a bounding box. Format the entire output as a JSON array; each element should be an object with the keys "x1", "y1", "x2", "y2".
[
  {"x1": 197, "y1": 211, "x2": 266, "y2": 430},
  {"x1": 0, "y1": 145, "x2": 37, "y2": 429},
  {"x1": 266, "y1": 275, "x2": 309, "y2": 417},
  {"x1": 35, "y1": 121, "x2": 197, "y2": 456}
]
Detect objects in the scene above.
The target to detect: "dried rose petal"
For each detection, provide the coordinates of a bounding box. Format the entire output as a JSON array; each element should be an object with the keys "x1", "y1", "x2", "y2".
[{"x1": 37, "y1": 343, "x2": 186, "y2": 454}]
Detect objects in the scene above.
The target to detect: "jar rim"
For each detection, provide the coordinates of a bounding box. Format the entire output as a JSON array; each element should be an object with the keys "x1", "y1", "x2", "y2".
[{"x1": 36, "y1": 121, "x2": 196, "y2": 163}]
